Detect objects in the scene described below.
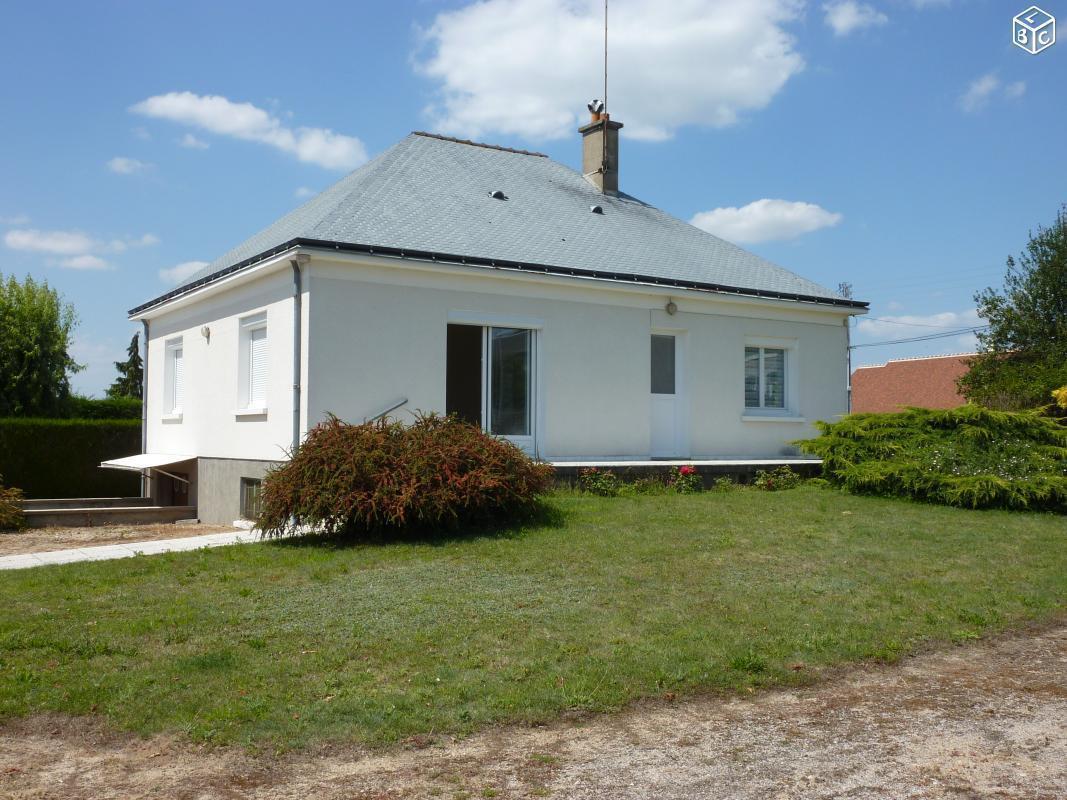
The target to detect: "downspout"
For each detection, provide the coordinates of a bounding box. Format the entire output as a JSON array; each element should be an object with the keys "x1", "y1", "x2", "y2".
[
  {"x1": 845, "y1": 316, "x2": 853, "y2": 413},
  {"x1": 140, "y1": 319, "x2": 150, "y2": 498},
  {"x1": 290, "y1": 254, "x2": 309, "y2": 453}
]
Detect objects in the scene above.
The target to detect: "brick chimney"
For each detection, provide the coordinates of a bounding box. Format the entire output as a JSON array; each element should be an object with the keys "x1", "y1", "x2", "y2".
[{"x1": 579, "y1": 100, "x2": 623, "y2": 194}]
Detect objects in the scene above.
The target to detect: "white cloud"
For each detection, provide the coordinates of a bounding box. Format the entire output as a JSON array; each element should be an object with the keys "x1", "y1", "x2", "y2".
[
  {"x1": 4, "y1": 228, "x2": 157, "y2": 269},
  {"x1": 1004, "y1": 81, "x2": 1026, "y2": 100},
  {"x1": 59, "y1": 254, "x2": 113, "y2": 271},
  {"x1": 107, "y1": 156, "x2": 151, "y2": 174},
  {"x1": 131, "y1": 92, "x2": 367, "y2": 170},
  {"x1": 958, "y1": 73, "x2": 1024, "y2": 113},
  {"x1": 294, "y1": 186, "x2": 316, "y2": 199},
  {"x1": 108, "y1": 233, "x2": 159, "y2": 253},
  {"x1": 4, "y1": 229, "x2": 98, "y2": 256},
  {"x1": 159, "y1": 260, "x2": 209, "y2": 285},
  {"x1": 823, "y1": 1, "x2": 888, "y2": 36},
  {"x1": 856, "y1": 309, "x2": 982, "y2": 338},
  {"x1": 959, "y1": 73, "x2": 999, "y2": 112},
  {"x1": 0, "y1": 214, "x2": 30, "y2": 226},
  {"x1": 178, "y1": 133, "x2": 210, "y2": 149},
  {"x1": 415, "y1": 0, "x2": 805, "y2": 142},
  {"x1": 690, "y1": 199, "x2": 842, "y2": 244}
]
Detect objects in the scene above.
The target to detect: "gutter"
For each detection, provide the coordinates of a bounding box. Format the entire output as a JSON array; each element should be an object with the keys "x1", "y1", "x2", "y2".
[
  {"x1": 141, "y1": 319, "x2": 149, "y2": 498},
  {"x1": 128, "y1": 238, "x2": 870, "y2": 317}
]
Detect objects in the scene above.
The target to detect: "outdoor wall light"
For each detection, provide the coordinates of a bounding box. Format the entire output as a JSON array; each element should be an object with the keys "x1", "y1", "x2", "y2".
[
  {"x1": 201, "y1": 325, "x2": 211, "y2": 342},
  {"x1": 665, "y1": 300, "x2": 678, "y2": 315}
]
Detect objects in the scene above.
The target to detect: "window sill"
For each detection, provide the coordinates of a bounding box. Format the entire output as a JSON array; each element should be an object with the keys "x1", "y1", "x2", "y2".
[
  {"x1": 234, "y1": 408, "x2": 267, "y2": 418},
  {"x1": 741, "y1": 414, "x2": 806, "y2": 423},
  {"x1": 161, "y1": 413, "x2": 183, "y2": 423}
]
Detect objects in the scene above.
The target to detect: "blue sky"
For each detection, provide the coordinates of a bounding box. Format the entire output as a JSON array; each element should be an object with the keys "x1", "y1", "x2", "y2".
[{"x1": 1, "y1": 0, "x2": 1063, "y2": 394}]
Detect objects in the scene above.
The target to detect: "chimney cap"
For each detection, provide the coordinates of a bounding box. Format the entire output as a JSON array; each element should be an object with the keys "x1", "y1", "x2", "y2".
[{"x1": 587, "y1": 98, "x2": 605, "y2": 115}]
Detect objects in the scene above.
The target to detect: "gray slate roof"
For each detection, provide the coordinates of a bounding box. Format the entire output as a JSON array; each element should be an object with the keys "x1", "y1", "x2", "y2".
[{"x1": 134, "y1": 132, "x2": 861, "y2": 314}]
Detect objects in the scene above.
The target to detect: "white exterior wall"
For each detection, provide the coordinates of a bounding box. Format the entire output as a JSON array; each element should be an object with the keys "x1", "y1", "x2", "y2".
[
  {"x1": 306, "y1": 254, "x2": 851, "y2": 460},
  {"x1": 138, "y1": 250, "x2": 853, "y2": 466},
  {"x1": 143, "y1": 266, "x2": 303, "y2": 462}
]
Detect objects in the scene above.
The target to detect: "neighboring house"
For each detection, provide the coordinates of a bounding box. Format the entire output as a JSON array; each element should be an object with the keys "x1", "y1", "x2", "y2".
[
  {"x1": 106, "y1": 108, "x2": 868, "y2": 523},
  {"x1": 851, "y1": 353, "x2": 974, "y2": 413}
]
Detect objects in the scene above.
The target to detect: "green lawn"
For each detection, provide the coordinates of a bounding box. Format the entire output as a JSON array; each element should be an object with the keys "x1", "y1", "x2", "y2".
[{"x1": 1, "y1": 487, "x2": 1065, "y2": 749}]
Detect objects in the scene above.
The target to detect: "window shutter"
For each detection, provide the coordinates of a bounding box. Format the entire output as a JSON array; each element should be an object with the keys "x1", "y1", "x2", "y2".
[
  {"x1": 173, "y1": 348, "x2": 184, "y2": 411},
  {"x1": 248, "y1": 328, "x2": 267, "y2": 408}
]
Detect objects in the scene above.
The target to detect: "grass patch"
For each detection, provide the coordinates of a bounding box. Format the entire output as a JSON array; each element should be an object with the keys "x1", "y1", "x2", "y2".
[{"x1": 0, "y1": 487, "x2": 1065, "y2": 749}]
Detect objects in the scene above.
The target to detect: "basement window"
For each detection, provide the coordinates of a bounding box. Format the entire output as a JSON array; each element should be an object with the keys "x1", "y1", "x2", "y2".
[{"x1": 240, "y1": 477, "x2": 263, "y2": 520}]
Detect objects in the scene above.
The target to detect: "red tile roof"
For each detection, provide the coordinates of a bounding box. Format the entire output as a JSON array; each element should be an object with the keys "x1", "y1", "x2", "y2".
[{"x1": 851, "y1": 353, "x2": 974, "y2": 413}]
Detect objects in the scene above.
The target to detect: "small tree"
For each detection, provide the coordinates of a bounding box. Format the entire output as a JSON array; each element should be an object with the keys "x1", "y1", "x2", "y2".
[
  {"x1": 107, "y1": 333, "x2": 143, "y2": 399},
  {"x1": 959, "y1": 206, "x2": 1067, "y2": 410},
  {"x1": 0, "y1": 273, "x2": 82, "y2": 417}
]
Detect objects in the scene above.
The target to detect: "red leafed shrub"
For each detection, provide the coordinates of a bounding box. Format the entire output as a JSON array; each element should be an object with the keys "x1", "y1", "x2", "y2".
[{"x1": 258, "y1": 414, "x2": 554, "y2": 538}]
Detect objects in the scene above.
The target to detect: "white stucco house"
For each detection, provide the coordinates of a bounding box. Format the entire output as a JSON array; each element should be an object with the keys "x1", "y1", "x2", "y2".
[{"x1": 108, "y1": 108, "x2": 867, "y2": 523}]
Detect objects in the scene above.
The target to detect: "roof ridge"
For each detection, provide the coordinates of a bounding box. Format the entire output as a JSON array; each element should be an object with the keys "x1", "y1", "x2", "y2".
[{"x1": 412, "y1": 131, "x2": 547, "y2": 158}]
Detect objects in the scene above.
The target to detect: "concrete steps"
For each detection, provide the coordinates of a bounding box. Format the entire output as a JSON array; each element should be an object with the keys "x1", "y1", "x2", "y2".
[
  {"x1": 22, "y1": 497, "x2": 155, "y2": 510},
  {"x1": 21, "y1": 500, "x2": 197, "y2": 528}
]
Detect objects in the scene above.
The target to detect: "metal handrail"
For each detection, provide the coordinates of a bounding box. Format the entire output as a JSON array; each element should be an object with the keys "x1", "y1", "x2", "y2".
[{"x1": 366, "y1": 397, "x2": 408, "y2": 422}]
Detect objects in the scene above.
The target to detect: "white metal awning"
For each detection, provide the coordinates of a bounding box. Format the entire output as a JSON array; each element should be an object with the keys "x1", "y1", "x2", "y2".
[{"x1": 100, "y1": 453, "x2": 195, "y2": 472}]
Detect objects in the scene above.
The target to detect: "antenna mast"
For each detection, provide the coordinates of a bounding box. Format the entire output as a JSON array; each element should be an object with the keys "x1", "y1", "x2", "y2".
[
  {"x1": 602, "y1": 0, "x2": 608, "y2": 184},
  {"x1": 603, "y1": 0, "x2": 608, "y2": 113}
]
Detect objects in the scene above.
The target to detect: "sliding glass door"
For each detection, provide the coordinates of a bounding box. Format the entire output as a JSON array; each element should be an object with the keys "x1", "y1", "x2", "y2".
[
  {"x1": 489, "y1": 327, "x2": 532, "y2": 438},
  {"x1": 447, "y1": 324, "x2": 536, "y2": 453}
]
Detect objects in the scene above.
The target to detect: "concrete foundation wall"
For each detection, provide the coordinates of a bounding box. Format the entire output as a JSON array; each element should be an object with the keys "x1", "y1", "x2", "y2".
[{"x1": 196, "y1": 457, "x2": 278, "y2": 524}]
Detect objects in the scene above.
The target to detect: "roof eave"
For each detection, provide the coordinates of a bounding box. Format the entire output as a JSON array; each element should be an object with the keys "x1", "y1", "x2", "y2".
[{"x1": 129, "y1": 238, "x2": 870, "y2": 317}]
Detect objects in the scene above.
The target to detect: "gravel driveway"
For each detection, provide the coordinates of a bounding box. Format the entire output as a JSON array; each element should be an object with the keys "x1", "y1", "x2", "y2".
[
  {"x1": 0, "y1": 523, "x2": 236, "y2": 556},
  {"x1": 2, "y1": 623, "x2": 1065, "y2": 799}
]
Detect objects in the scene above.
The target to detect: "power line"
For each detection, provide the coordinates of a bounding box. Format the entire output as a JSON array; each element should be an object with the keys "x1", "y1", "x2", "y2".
[
  {"x1": 863, "y1": 316, "x2": 979, "y2": 329},
  {"x1": 849, "y1": 325, "x2": 989, "y2": 349}
]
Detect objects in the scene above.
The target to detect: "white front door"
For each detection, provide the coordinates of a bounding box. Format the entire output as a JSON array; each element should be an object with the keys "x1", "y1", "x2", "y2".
[{"x1": 650, "y1": 333, "x2": 684, "y2": 458}]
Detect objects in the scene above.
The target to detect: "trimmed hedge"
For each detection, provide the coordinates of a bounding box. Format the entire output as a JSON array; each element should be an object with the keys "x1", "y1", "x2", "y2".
[
  {"x1": 0, "y1": 418, "x2": 141, "y2": 499},
  {"x1": 796, "y1": 405, "x2": 1067, "y2": 512},
  {"x1": 66, "y1": 395, "x2": 142, "y2": 420}
]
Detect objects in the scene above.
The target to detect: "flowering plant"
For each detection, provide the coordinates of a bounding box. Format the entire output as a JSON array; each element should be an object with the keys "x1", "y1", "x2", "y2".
[
  {"x1": 577, "y1": 467, "x2": 621, "y2": 496},
  {"x1": 669, "y1": 465, "x2": 701, "y2": 494}
]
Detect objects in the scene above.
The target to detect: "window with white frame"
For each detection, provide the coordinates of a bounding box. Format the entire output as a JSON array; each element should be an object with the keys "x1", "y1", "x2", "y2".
[
  {"x1": 164, "y1": 338, "x2": 184, "y2": 416},
  {"x1": 744, "y1": 346, "x2": 787, "y2": 410},
  {"x1": 238, "y1": 313, "x2": 267, "y2": 412}
]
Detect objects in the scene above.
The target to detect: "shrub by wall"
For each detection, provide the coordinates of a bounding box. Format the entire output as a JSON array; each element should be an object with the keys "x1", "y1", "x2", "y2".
[
  {"x1": 0, "y1": 477, "x2": 24, "y2": 530},
  {"x1": 0, "y1": 418, "x2": 141, "y2": 499},
  {"x1": 259, "y1": 414, "x2": 554, "y2": 538},
  {"x1": 796, "y1": 405, "x2": 1067, "y2": 512}
]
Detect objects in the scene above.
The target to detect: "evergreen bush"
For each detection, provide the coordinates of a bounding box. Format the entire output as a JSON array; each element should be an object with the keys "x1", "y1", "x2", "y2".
[{"x1": 796, "y1": 406, "x2": 1067, "y2": 511}]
